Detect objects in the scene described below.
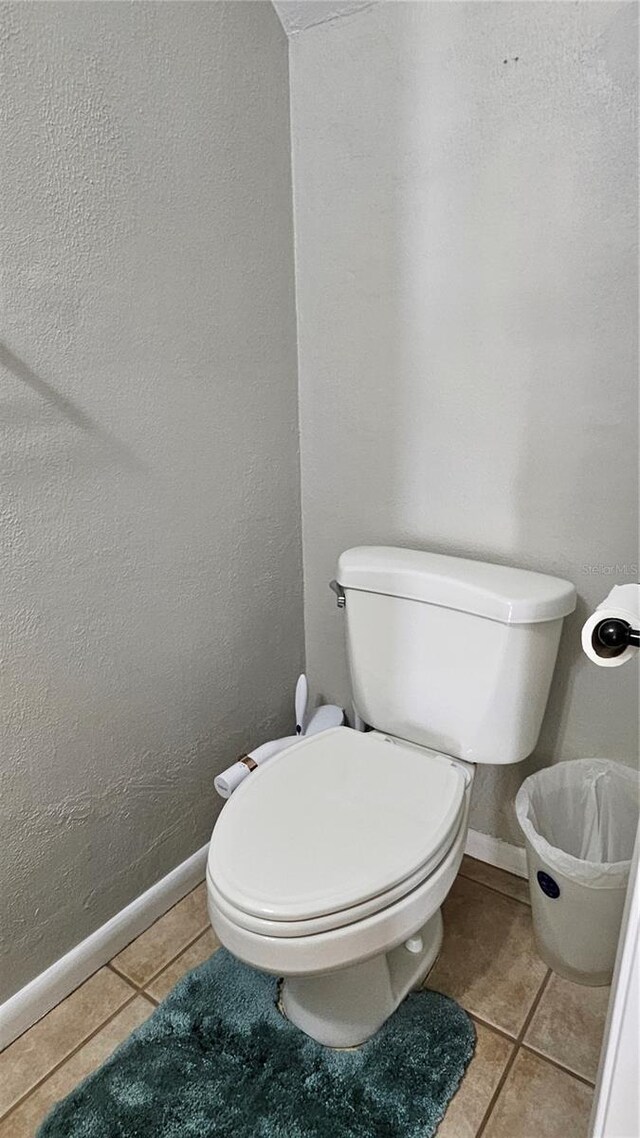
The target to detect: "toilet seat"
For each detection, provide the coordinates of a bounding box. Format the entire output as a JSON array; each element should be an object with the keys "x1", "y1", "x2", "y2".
[
  {"x1": 207, "y1": 837, "x2": 450, "y2": 938},
  {"x1": 208, "y1": 727, "x2": 467, "y2": 935},
  {"x1": 207, "y1": 791, "x2": 472, "y2": 979}
]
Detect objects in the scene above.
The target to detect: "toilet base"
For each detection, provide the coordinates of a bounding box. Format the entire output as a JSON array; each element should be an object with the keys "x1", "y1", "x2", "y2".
[{"x1": 280, "y1": 909, "x2": 443, "y2": 1048}]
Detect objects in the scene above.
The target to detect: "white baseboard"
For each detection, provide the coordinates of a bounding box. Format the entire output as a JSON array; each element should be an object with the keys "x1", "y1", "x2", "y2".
[
  {"x1": 0, "y1": 844, "x2": 209, "y2": 1052},
  {"x1": 465, "y1": 828, "x2": 528, "y2": 879}
]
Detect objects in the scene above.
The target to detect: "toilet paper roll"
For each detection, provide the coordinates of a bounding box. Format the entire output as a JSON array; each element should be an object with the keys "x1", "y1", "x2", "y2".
[{"x1": 581, "y1": 584, "x2": 640, "y2": 668}]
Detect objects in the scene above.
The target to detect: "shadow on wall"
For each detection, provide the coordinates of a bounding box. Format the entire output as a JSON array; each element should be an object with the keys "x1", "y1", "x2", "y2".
[
  {"x1": 295, "y1": 1, "x2": 639, "y2": 844},
  {"x1": 0, "y1": 341, "x2": 147, "y2": 476}
]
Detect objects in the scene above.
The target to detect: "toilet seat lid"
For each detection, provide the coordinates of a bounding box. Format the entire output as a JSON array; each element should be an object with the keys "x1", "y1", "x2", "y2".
[{"x1": 209, "y1": 727, "x2": 467, "y2": 924}]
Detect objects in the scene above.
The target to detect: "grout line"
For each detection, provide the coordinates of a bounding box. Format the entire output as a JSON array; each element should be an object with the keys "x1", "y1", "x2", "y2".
[
  {"x1": 106, "y1": 961, "x2": 139, "y2": 990},
  {"x1": 468, "y1": 1012, "x2": 517, "y2": 1045},
  {"x1": 107, "y1": 960, "x2": 160, "y2": 1006},
  {"x1": 0, "y1": 992, "x2": 139, "y2": 1126},
  {"x1": 102, "y1": 878, "x2": 206, "y2": 973},
  {"x1": 469, "y1": 1007, "x2": 597, "y2": 1088},
  {"x1": 457, "y1": 868, "x2": 531, "y2": 909},
  {"x1": 517, "y1": 970, "x2": 554, "y2": 1044},
  {"x1": 473, "y1": 1036, "x2": 519, "y2": 1138},
  {"x1": 474, "y1": 969, "x2": 552, "y2": 1138},
  {"x1": 459, "y1": 857, "x2": 524, "y2": 884},
  {"x1": 144, "y1": 927, "x2": 212, "y2": 986},
  {"x1": 519, "y1": 1043, "x2": 596, "y2": 1088},
  {"x1": 107, "y1": 925, "x2": 211, "y2": 993}
]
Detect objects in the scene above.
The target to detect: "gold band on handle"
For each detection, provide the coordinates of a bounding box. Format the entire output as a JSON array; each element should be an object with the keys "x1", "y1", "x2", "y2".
[{"x1": 239, "y1": 755, "x2": 258, "y2": 771}]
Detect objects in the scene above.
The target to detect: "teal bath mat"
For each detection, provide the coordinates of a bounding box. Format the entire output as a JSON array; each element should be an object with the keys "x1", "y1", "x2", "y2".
[{"x1": 38, "y1": 948, "x2": 475, "y2": 1138}]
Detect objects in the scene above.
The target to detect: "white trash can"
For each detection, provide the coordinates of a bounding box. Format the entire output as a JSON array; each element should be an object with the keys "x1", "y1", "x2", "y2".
[{"x1": 516, "y1": 759, "x2": 639, "y2": 986}]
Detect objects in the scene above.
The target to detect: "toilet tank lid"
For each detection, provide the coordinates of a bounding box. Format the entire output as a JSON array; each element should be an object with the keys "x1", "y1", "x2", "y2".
[{"x1": 337, "y1": 547, "x2": 576, "y2": 624}]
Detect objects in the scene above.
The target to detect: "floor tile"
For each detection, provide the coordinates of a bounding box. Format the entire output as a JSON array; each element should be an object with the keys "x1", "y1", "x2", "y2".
[
  {"x1": 146, "y1": 928, "x2": 220, "y2": 1002},
  {"x1": 482, "y1": 1047, "x2": 593, "y2": 1138},
  {"x1": 524, "y1": 972, "x2": 610, "y2": 1082},
  {"x1": 427, "y1": 876, "x2": 548, "y2": 1036},
  {"x1": 436, "y1": 1021, "x2": 513, "y2": 1138},
  {"x1": 0, "y1": 997, "x2": 154, "y2": 1138},
  {"x1": 111, "y1": 882, "x2": 209, "y2": 987},
  {"x1": 0, "y1": 967, "x2": 133, "y2": 1119},
  {"x1": 459, "y1": 856, "x2": 530, "y2": 905}
]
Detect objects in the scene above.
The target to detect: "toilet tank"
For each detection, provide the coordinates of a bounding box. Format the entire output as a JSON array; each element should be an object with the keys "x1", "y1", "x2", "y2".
[{"x1": 337, "y1": 547, "x2": 576, "y2": 765}]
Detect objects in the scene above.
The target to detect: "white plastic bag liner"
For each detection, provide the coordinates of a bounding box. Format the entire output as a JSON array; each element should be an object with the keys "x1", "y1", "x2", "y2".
[{"x1": 516, "y1": 759, "x2": 639, "y2": 889}]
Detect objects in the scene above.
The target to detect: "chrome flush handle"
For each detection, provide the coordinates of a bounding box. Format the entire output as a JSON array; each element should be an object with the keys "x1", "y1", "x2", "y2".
[{"x1": 329, "y1": 579, "x2": 346, "y2": 608}]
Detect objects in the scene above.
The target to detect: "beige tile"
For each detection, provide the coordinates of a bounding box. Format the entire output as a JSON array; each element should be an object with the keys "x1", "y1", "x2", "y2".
[
  {"x1": 524, "y1": 972, "x2": 610, "y2": 1083},
  {"x1": 482, "y1": 1048, "x2": 593, "y2": 1138},
  {"x1": 0, "y1": 997, "x2": 153, "y2": 1138},
  {"x1": 146, "y1": 928, "x2": 220, "y2": 1002},
  {"x1": 459, "y1": 856, "x2": 531, "y2": 905},
  {"x1": 0, "y1": 967, "x2": 133, "y2": 1119},
  {"x1": 111, "y1": 882, "x2": 209, "y2": 987},
  {"x1": 427, "y1": 876, "x2": 548, "y2": 1036},
  {"x1": 436, "y1": 1021, "x2": 513, "y2": 1138}
]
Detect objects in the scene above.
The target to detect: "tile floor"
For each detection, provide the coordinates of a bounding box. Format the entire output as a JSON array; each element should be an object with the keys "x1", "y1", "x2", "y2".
[{"x1": 0, "y1": 859, "x2": 609, "y2": 1137}]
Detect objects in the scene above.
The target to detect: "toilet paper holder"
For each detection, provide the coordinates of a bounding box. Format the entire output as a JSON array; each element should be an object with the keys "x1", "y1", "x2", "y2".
[
  {"x1": 582, "y1": 583, "x2": 640, "y2": 667},
  {"x1": 594, "y1": 618, "x2": 640, "y2": 651}
]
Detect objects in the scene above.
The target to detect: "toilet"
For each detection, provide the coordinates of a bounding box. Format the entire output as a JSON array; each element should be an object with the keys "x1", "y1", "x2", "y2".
[{"x1": 207, "y1": 547, "x2": 576, "y2": 1048}]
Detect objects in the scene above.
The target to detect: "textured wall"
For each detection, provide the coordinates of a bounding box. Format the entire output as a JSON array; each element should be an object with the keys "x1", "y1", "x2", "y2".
[
  {"x1": 0, "y1": 1, "x2": 302, "y2": 1000},
  {"x1": 291, "y1": 1, "x2": 638, "y2": 843}
]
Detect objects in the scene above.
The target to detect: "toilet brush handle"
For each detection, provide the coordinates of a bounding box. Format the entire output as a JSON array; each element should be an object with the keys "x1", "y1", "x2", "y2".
[{"x1": 295, "y1": 674, "x2": 308, "y2": 735}]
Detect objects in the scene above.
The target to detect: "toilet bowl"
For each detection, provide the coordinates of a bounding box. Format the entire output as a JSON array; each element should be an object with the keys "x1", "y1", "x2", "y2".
[
  {"x1": 207, "y1": 727, "x2": 473, "y2": 1047},
  {"x1": 207, "y1": 546, "x2": 576, "y2": 1047}
]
